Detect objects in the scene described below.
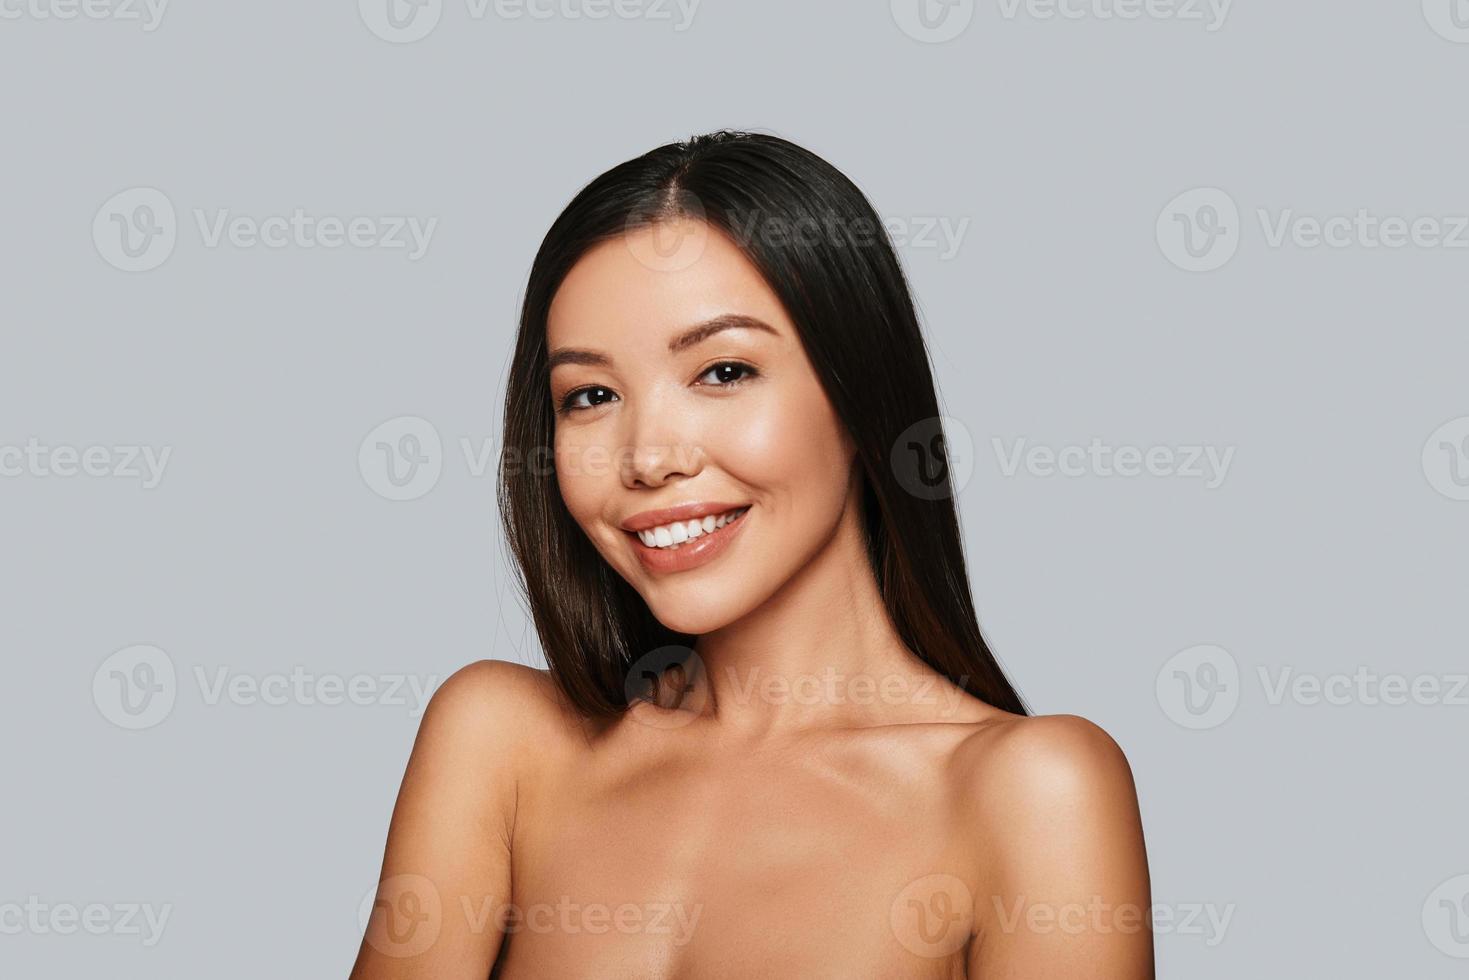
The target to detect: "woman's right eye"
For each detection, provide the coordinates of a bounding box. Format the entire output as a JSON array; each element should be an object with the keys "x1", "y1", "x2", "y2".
[{"x1": 559, "y1": 386, "x2": 618, "y2": 414}]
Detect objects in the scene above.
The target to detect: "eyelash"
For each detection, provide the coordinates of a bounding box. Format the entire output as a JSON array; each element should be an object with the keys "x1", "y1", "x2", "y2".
[{"x1": 556, "y1": 361, "x2": 760, "y2": 415}]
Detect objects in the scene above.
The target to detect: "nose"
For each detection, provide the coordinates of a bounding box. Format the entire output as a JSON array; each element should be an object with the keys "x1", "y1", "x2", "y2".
[{"x1": 620, "y1": 397, "x2": 704, "y2": 490}]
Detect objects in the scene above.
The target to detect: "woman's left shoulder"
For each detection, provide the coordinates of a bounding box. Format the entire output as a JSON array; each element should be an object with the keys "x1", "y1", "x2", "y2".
[
  {"x1": 950, "y1": 712, "x2": 1143, "y2": 828},
  {"x1": 947, "y1": 713, "x2": 1154, "y2": 974}
]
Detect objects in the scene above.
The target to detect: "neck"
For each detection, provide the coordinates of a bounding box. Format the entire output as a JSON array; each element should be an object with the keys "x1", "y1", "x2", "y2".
[{"x1": 687, "y1": 490, "x2": 946, "y2": 738}]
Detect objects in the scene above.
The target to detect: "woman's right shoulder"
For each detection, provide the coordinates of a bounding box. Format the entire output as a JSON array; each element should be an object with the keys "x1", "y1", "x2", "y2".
[
  {"x1": 414, "y1": 659, "x2": 584, "y2": 767},
  {"x1": 356, "y1": 660, "x2": 579, "y2": 972}
]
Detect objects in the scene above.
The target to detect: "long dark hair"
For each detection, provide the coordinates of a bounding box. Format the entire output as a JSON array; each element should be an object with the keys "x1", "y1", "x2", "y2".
[{"x1": 499, "y1": 130, "x2": 1028, "y2": 718}]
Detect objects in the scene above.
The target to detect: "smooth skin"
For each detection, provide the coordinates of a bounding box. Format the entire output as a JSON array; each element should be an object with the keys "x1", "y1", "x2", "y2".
[{"x1": 351, "y1": 219, "x2": 1154, "y2": 979}]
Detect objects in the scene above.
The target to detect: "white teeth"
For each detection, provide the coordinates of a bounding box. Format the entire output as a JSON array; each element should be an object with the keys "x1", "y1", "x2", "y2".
[{"x1": 635, "y1": 507, "x2": 747, "y2": 550}]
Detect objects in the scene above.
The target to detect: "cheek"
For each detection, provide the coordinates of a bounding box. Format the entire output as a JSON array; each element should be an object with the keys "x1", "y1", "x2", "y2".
[
  {"x1": 716, "y1": 380, "x2": 852, "y2": 513},
  {"x1": 553, "y1": 427, "x2": 615, "y2": 530}
]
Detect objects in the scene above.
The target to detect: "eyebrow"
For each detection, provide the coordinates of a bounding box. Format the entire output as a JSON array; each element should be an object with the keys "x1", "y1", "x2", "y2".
[{"x1": 546, "y1": 314, "x2": 779, "y2": 371}]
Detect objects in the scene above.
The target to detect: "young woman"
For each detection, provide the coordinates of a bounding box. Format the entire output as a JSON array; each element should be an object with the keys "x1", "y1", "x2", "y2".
[{"x1": 351, "y1": 131, "x2": 1153, "y2": 979}]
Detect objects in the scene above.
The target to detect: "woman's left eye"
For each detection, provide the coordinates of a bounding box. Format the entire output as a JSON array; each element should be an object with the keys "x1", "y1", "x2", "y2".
[{"x1": 697, "y1": 362, "x2": 758, "y2": 387}]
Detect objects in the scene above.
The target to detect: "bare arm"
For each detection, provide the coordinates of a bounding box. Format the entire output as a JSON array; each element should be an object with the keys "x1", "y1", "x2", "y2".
[
  {"x1": 966, "y1": 714, "x2": 1155, "y2": 979},
  {"x1": 350, "y1": 660, "x2": 541, "y2": 979}
]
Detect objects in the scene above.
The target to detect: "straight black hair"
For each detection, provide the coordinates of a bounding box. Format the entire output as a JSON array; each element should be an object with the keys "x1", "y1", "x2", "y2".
[{"x1": 499, "y1": 130, "x2": 1028, "y2": 718}]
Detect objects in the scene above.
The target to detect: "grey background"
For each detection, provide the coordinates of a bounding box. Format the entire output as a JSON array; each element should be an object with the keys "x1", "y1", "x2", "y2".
[{"x1": 3, "y1": 1, "x2": 1466, "y2": 976}]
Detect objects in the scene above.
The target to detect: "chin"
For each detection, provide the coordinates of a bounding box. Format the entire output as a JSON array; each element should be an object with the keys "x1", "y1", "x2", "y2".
[{"x1": 640, "y1": 590, "x2": 746, "y2": 637}]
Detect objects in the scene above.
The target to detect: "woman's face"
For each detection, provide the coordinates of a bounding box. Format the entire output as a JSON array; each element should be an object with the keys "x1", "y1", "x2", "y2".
[{"x1": 546, "y1": 217, "x2": 859, "y2": 635}]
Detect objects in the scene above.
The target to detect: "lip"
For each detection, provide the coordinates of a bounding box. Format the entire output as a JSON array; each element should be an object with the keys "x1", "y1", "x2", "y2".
[
  {"x1": 624, "y1": 504, "x2": 751, "y2": 575},
  {"x1": 621, "y1": 501, "x2": 748, "y2": 533}
]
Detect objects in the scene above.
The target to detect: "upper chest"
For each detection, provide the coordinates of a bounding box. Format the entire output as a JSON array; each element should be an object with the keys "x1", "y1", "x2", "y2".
[{"x1": 494, "y1": 724, "x2": 981, "y2": 979}]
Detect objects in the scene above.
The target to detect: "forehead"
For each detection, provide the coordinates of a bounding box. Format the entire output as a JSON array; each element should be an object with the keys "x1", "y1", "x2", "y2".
[{"x1": 546, "y1": 220, "x2": 792, "y2": 353}]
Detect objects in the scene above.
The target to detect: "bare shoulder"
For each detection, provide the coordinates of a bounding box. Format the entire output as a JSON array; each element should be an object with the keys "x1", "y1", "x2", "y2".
[
  {"x1": 398, "y1": 659, "x2": 587, "y2": 812},
  {"x1": 355, "y1": 660, "x2": 578, "y2": 972},
  {"x1": 954, "y1": 712, "x2": 1139, "y2": 804},
  {"x1": 954, "y1": 714, "x2": 1153, "y2": 975},
  {"x1": 425, "y1": 658, "x2": 566, "y2": 722},
  {"x1": 377, "y1": 660, "x2": 581, "y2": 863},
  {"x1": 951, "y1": 712, "x2": 1145, "y2": 855},
  {"x1": 416, "y1": 658, "x2": 581, "y2": 762}
]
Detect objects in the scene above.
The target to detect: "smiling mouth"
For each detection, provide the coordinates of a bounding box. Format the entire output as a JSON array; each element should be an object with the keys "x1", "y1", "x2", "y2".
[{"x1": 627, "y1": 506, "x2": 750, "y2": 550}]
